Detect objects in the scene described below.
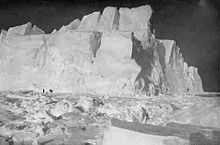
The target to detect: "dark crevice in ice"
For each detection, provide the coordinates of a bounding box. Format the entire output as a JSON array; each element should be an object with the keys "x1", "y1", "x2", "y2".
[
  {"x1": 90, "y1": 31, "x2": 102, "y2": 57},
  {"x1": 112, "y1": 7, "x2": 120, "y2": 30},
  {"x1": 156, "y1": 40, "x2": 166, "y2": 74},
  {"x1": 131, "y1": 32, "x2": 154, "y2": 92}
]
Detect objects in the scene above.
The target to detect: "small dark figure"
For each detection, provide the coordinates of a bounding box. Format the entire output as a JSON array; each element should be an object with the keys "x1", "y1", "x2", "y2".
[
  {"x1": 141, "y1": 107, "x2": 150, "y2": 123},
  {"x1": 42, "y1": 89, "x2": 45, "y2": 94},
  {"x1": 49, "y1": 89, "x2": 53, "y2": 94},
  {"x1": 155, "y1": 85, "x2": 160, "y2": 96},
  {"x1": 81, "y1": 126, "x2": 86, "y2": 131}
]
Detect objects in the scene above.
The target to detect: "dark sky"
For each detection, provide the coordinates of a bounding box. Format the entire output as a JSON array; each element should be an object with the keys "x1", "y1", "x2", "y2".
[{"x1": 0, "y1": 0, "x2": 219, "y2": 92}]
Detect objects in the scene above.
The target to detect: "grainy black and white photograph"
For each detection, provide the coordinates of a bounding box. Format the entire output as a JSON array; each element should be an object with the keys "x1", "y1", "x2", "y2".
[{"x1": 0, "y1": 0, "x2": 219, "y2": 144}]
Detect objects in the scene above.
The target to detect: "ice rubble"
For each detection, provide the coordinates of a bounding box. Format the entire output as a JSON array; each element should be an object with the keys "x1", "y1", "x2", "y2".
[{"x1": 0, "y1": 90, "x2": 219, "y2": 145}]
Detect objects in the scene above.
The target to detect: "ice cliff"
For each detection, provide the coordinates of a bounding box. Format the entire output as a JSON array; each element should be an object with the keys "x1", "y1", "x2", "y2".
[{"x1": 0, "y1": 5, "x2": 203, "y2": 95}]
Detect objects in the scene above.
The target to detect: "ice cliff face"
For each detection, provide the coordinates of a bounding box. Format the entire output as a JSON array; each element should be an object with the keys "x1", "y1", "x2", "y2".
[{"x1": 0, "y1": 5, "x2": 203, "y2": 95}]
